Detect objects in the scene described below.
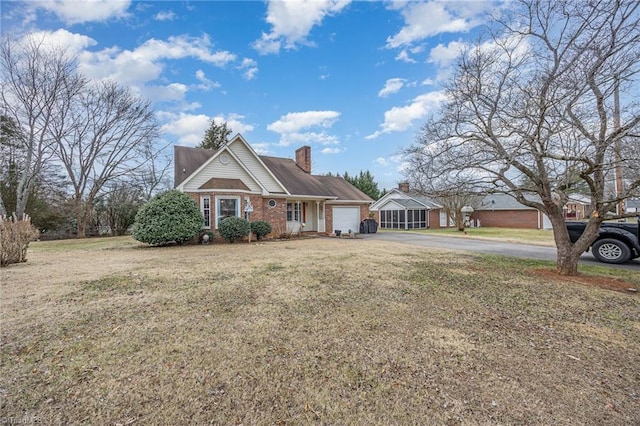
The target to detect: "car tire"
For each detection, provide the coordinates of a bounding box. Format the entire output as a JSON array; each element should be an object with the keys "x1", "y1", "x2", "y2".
[{"x1": 592, "y1": 238, "x2": 632, "y2": 264}]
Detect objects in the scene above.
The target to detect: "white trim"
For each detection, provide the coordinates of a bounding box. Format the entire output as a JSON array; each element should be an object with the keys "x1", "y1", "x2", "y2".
[
  {"x1": 229, "y1": 134, "x2": 291, "y2": 195},
  {"x1": 201, "y1": 195, "x2": 211, "y2": 229},
  {"x1": 177, "y1": 134, "x2": 282, "y2": 195},
  {"x1": 215, "y1": 195, "x2": 241, "y2": 229},
  {"x1": 186, "y1": 188, "x2": 260, "y2": 194}
]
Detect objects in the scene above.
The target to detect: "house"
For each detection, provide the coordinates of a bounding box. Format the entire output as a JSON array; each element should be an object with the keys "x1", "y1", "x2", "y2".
[
  {"x1": 174, "y1": 134, "x2": 373, "y2": 236},
  {"x1": 626, "y1": 198, "x2": 640, "y2": 214},
  {"x1": 563, "y1": 193, "x2": 592, "y2": 219},
  {"x1": 472, "y1": 193, "x2": 552, "y2": 229},
  {"x1": 370, "y1": 184, "x2": 554, "y2": 230},
  {"x1": 369, "y1": 183, "x2": 446, "y2": 229}
]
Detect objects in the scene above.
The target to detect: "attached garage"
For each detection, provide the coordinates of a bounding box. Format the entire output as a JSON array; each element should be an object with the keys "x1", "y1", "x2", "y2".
[{"x1": 332, "y1": 206, "x2": 360, "y2": 233}]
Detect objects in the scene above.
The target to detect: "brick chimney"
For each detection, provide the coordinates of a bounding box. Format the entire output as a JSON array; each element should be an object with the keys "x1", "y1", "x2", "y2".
[
  {"x1": 295, "y1": 146, "x2": 311, "y2": 173},
  {"x1": 398, "y1": 181, "x2": 410, "y2": 193}
]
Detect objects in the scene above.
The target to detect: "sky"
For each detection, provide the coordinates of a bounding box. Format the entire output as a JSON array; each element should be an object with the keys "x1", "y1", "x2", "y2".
[{"x1": 1, "y1": 0, "x2": 497, "y2": 191}]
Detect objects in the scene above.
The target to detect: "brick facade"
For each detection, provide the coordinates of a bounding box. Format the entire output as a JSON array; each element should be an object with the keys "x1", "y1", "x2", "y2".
[{"x1": 471, "y1": 210, "x2": 540, "y2": 229}]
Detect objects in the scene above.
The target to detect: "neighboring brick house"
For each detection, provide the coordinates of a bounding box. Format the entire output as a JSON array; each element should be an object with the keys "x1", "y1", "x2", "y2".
[
  {"x1": 471, "y1": 193, "x2": 552, "y2": 229},
  {"x1": 370, "y1": 184, "x2": 554, "y2": 230},
  {"x1": 174, "y1": 134, "x2": 373, "y2": 236}
]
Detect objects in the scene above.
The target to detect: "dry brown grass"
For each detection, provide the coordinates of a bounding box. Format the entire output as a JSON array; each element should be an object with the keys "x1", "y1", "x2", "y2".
[{"x1": 1, "y1": 236, "x2": 639, "y2": 425}]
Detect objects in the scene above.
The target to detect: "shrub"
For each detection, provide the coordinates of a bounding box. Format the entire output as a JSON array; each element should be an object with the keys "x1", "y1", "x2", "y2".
[
  {"x1": 218, "y1": 216, "x2": 250, "y2": 243},
  {"x1": 132, "y1": 190, "x2": 204, "y2": 245},
  {"x1": 250, "y1": 220, "x2": 272, "y2": 241},
  {"x1": 1, "y1": 214, "x2": 40, "y2": 267}
]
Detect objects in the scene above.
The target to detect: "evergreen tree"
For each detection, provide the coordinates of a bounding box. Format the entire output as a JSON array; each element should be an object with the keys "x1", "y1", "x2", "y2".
[
  {"x1": 343, "y1": 170, "x2": 381, "y2": 200},
  {"x1": 197, "y1": 120, "x2": 232, "y2": 150}
]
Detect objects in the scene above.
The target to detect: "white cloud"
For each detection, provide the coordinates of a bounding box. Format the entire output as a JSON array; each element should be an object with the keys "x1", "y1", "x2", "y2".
[
  {"x1": 141, "y1": 83, "x2": 188, "y2": 103},
  {"x1": 268, "y1": 111, "x2": 340, "y2": 134},
  {"x1": 395, "y1": 50, "x2": 416, "y2": 63},
  {"x1": 278, "y1": 132, "x2": 339, "y2": 147},
  {"x1": 160, "y1": 113, "x2": 212, "y2": 146},
  {"x1": 213, "y1": 113, "x2": 255, "y2": 136},
  {"x1": 30, "y1": 0, "x2": 131, "y2": 25},
  {"x1": 322, "y1": 147, "x2": 342, "y2": 154},
  {"x1": 428, "y1": 40, "x2": 467, "y2": 81},
  {"x1": 239, "y1": 58, "x2": 258, "y2": 80},
  {"x1": 25, "y1": 29, "x2": 97, "y2": 54},
  {"x1": 253, "y1": 0, "x2": 351, "y2": 55},
  {"x1": 428, "y1": 40, "x2": 466, "y2": 67},
  {"x1": 194, "y1": 69, "x2": 221, "y2": 91},
  {"x1": 386, "y1": 1, "x2": 484, "y2": 48},
  {"x1": 159, "y1": 112, "x2": 254, "y2": 146},
  {"x1": 267, "y1": 110, "x2": 341, "y2": 147},
  {"x1": 78, "y1": 34, "x2": 235, "y2": 89},
  {"x1": 366, "y1": 91, "x2": 446, "y2": 139},
  {"x1": 375, "y1": 157, "x2": 388, "y2": 166},
  {"x1": 250, "y1": 143, "x2": 271, "y2": 155},
  {"x1": 155, "y1": 11, "x2": 176, "y2": 21},
  {"x1": 378, "y1": 78, "x2": 406, "y2": 97}
]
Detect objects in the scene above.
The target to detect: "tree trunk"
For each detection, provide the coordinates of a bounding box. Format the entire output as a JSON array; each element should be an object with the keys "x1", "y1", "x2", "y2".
[
  {"x1": 74, "y1": 197, "x2": 89, "y2": 238},
  {"x1": 555, "y1": 244, "x2": 580, "y2": 276}
]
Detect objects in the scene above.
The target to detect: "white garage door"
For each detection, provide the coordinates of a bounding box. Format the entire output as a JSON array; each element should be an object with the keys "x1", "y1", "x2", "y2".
[{"x1": 333, "y1": 207, "x2": 360, "y2": 233}]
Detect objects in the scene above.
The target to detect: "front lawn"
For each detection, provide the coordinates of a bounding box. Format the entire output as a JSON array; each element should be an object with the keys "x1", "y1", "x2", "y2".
[{"x1": 1, "y1": 237, "x2": 638, "y2": 424}]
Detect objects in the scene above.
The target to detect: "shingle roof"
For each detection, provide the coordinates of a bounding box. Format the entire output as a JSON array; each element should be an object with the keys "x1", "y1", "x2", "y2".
[
  {"x1": 174, "y1": 145, "x2": 216, "y2": 188},
  {"x1": 627, "y1": 198, "x2": 640, "y2": 209},
  {"x1": 476, "y1": 193, "x2": 537, "y2": 210},
  {"x1": 174, "y1": 144, "x2": 372, "y2": 202},
  {"x1": 260, "y1": 156, "x2": 372, "y2": 201}
]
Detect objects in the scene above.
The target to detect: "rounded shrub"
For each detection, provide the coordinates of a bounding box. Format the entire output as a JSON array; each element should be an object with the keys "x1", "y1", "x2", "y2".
[
  {"x1": 132, "y1": 190, "x2": 204, "y2": 245},
  {"x1": 218, "y1": 216, "x2": 250, "y2": 243},
  {"x1": 250, "y1": 220, "x2": 272, "y2": 241}
]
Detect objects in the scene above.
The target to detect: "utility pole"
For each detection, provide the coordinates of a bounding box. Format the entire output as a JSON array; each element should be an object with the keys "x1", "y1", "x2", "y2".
[{"x1": 613, "y1": 74, "x2": 625, "y2": 219}]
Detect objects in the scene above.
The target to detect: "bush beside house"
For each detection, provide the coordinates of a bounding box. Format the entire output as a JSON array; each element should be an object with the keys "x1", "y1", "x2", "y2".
[
  {"x1": 218, "y1": 217, "x2": 251, "y2": 243},
  {"x1": 133, "y1": 190, "x2": 204, "y2": 245}
]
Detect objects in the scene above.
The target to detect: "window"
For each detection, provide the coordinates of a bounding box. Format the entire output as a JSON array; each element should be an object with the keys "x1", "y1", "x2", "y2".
[
  {"x1": 201, "y1": 196, "x2": 211, "y2": 229},
  {"x1": 216, "y1": 196, "x2": 239, "y2": 227},
  {"x1": 287, "y1": 202, "x2": 301, "y2": 221},
  {"x1": 379, "y1": 209, "x2": 427, "y2": 229}
]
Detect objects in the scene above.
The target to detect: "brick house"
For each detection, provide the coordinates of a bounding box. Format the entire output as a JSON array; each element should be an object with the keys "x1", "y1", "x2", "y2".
[
  {"x1": 471, "y1": 193, "x2": 552, "y2": 229},
  {"x1": 174, "y1": 134, "x2": 372, "y2": 236},
  {"x1": 371, "y1": 184, "x2": 554, "y2": 230}
]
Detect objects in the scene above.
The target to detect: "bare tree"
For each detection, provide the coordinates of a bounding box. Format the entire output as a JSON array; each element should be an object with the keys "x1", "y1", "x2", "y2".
[
  {"x1": 54, "y1": 80, "x2": 160, "y2": 238},
  {"x1": 406, "y1": 0, "x2": 640, "y2": 275},
  {"x1": 0, "y1": 34, "x2": 86, "y2": 219},
  {"x1": 135, "y1": 145, "x2": 173, "y2": 201}
]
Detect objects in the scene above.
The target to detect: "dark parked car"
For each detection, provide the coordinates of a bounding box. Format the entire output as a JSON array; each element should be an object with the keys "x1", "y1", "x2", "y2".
[{"x1": 566, "y1": 220, "x2": 640, "y2": 264}]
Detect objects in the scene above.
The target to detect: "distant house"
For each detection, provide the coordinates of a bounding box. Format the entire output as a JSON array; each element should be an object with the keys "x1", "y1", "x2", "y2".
[
  {"x1": 563, "y1": 194, "x2": 592, "y2": 219},
  {"x1": 471, "y1": 193, "x2": 552, "y2": 229},
  {"x1": 626, "y1": 198, "x2": 640, "y2": 214},
  {"x1": 174, "y1": 134, "x2": 372, "y2": 236},
  {"x1": 369, "y1": 183, "x2": 446, "y2": 229}
]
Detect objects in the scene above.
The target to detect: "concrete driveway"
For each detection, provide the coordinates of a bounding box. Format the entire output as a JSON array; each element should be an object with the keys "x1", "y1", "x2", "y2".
[{"x1": 363, "y1": 231, "x2": 640, "y2": 271}]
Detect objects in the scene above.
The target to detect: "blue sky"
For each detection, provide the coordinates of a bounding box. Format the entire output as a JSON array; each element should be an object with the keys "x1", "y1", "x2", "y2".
[{"x1": 1, "y1": 0, "x2": 496, "y2": 191}]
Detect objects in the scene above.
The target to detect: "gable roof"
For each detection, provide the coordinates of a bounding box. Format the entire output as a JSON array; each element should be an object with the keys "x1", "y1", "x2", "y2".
[
  {"x1": 174, "y1": 145, "x2": 216, "y2": 188},
  {"x1": 370, "y1": 188, "x2": 441, "y2": 210},
  {"x1": 476, "y1": 193, "x2": 538, "y2": 211},
  {"x1": 174, "y1": 138, "x2": 372, "y2": 202}
]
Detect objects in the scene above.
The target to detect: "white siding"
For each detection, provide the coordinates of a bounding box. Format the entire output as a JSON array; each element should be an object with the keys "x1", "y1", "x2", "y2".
[
  {"x1": 183, "y1": 155, "x2": 261, "y2": 192},
  {"x1": 378, "y1": 199, "x2": 404, "y2": 210},
  {"x1": 229, "y1": 141, "x2": 285, "y2": 193}
]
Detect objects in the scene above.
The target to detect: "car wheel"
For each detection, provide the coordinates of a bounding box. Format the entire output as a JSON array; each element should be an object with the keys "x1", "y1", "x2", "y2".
[{"x1": 592, "y1": 238, "x2": 631, "y2": 264}]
